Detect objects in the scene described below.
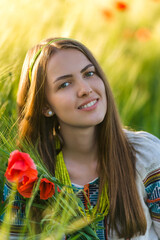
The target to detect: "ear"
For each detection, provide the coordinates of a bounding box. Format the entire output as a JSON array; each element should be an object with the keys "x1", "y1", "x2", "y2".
[{"x1": 42, "y1": 106, "x2": 54, "y2": 117}]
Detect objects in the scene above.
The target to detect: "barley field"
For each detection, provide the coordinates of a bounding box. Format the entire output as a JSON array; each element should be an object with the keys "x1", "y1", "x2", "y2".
[{"x1": 0, "y1": 1, "x2": 160, "y2": 238}]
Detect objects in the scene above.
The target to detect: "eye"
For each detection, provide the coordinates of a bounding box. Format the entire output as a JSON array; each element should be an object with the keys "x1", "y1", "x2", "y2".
[
  {"x1": 59, "y1": 82, "x2": 70, "y2": 89},
  {"x1": 84, "y1": 71, "x2": 95, "y2": 78}
]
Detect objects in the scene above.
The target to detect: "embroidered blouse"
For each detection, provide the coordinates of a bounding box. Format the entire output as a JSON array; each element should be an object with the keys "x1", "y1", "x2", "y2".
[{"x1": 71, "y1": 178, "x2": 106, "y2": 239}]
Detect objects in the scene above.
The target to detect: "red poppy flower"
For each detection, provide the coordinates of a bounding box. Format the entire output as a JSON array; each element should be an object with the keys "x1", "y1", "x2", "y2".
[
  {"x1": 115, "y1": 1, "x2": 128, "y2": 11},
  {"x1": 39, "y1": 178, "x2": 56, "y2": 200},
  {"x1": 102, "y1": 9, "x2": 114, "y2": 20},
  {"x1": 136, "y1": 28, "x2": 151, "y2": 41},
  {"x1": 5, "y1": 150, "x2": 38, "y2": 183},
  {"x1": 17, "y1": 176, "x2": 38, "y2": 198}
]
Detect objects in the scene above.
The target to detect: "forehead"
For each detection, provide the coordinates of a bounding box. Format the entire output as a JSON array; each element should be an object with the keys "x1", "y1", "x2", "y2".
[{"x1": 46, "y1": 48, "x2": 93, "y2": 78}]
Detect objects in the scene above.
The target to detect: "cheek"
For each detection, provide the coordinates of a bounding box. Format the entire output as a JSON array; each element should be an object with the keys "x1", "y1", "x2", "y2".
[
  {"x1": 99, "y1": 82, "x2": 107, "y2": 109},
  {"x1": 48, "y1": 94, "x2": 74, "y2": 114},
  {"x1": 96, "y1": 80, "x2": 107, "y2": 99}
]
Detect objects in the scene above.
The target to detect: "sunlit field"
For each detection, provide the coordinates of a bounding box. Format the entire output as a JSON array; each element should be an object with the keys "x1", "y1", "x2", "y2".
[{"x1": 0, "y1": 0, "x2": 160, "y2": 239}]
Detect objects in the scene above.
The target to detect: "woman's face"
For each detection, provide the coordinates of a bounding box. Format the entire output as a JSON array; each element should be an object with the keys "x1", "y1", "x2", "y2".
[{"x1": 45, "y1": 48, "x2": 107, "y2": 130}]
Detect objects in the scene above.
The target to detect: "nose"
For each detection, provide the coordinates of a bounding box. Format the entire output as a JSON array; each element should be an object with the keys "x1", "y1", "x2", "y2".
[{"x1": 77, "y1": 79, "x2": 93, "y2": 98}]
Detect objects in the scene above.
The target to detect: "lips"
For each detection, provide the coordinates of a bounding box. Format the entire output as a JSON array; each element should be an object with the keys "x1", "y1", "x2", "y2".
[{"x1": 78, "y1": 99, "x2": 98, "y2": 109}]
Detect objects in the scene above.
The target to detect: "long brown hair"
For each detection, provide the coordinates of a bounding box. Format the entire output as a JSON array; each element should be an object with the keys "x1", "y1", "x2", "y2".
[{"x1": 17, "y1": 37, "x2": 146, "y2": 238}]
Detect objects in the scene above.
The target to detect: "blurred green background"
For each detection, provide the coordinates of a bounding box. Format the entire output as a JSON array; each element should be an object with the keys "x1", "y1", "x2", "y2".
[{"x1": 0, "y1": 0, "x2": 160, "y2": 137}]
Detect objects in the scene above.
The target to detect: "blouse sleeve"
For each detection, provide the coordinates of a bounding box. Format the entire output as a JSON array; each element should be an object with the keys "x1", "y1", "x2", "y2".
[
  {"x1": 125, "y1": 130, "x2": 160, "y2": 237},
  {"x1": 143, "y1": 168, "x2": 160, "y2": 237},
  {"x1": 0, "y1": 181, "x2": 26, "y2": 239}
]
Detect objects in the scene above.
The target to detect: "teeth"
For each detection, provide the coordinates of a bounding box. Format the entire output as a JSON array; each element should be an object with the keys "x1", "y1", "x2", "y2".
[{"x1": 80, "y1": 100, "x2": 97, "y2": 109}]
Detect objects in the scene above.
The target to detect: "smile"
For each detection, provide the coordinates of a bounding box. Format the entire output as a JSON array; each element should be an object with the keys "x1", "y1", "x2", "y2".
[{"x1": 78, "y1": 99, "x2": 98, "y2": 109}]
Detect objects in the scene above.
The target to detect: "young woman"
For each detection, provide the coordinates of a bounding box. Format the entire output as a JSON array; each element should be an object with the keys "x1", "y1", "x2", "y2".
[{"x1": 2, "y1": 37, "x2": 160, "y2": 239}]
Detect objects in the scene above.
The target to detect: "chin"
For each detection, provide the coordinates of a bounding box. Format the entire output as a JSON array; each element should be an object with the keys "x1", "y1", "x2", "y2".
[
  {"x1": 82, "y1": 117, "x2": 105, "y2": 128},
  {"x1": 91, "y1": 115, "x2": 106, "y2": 125}
]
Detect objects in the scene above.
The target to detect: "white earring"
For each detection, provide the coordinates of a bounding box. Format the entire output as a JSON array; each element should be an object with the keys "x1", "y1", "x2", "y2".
[{"x1": 48, "y1": 110, "x2": 53, "y2": 116}]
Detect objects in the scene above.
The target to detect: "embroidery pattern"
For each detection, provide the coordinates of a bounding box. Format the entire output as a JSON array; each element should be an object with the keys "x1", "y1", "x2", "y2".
[{"x1": 143, "y1": 168, "x2": 160, "y2": 222}]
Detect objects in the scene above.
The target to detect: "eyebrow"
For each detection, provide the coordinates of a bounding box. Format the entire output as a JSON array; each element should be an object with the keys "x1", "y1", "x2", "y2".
[
  {"x1": 54, "y1": 63, "x2": 94, "y2": 82},
  {"x1": 80, "y1": 63, "x2": 94, "y2": 73}
]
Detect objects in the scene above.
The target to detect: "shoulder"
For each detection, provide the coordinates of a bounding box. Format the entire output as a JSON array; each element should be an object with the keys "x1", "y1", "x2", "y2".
[{"x1": 124, "y1": 129, "x2": 160, "y2": 180}]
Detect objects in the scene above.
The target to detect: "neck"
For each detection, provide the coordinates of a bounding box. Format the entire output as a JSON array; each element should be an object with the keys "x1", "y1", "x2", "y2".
[
  {"x1": 60, "y1": 125, "x2": 97, "y2": 163},
  {"x1": 59, "y1": 125, "x2": 99, "y2": 185}
]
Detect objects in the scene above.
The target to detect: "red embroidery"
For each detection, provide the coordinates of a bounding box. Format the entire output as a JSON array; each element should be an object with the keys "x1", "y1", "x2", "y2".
[{"x1": 83, "y1": 184, "x2": 91, "y2": 209}]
